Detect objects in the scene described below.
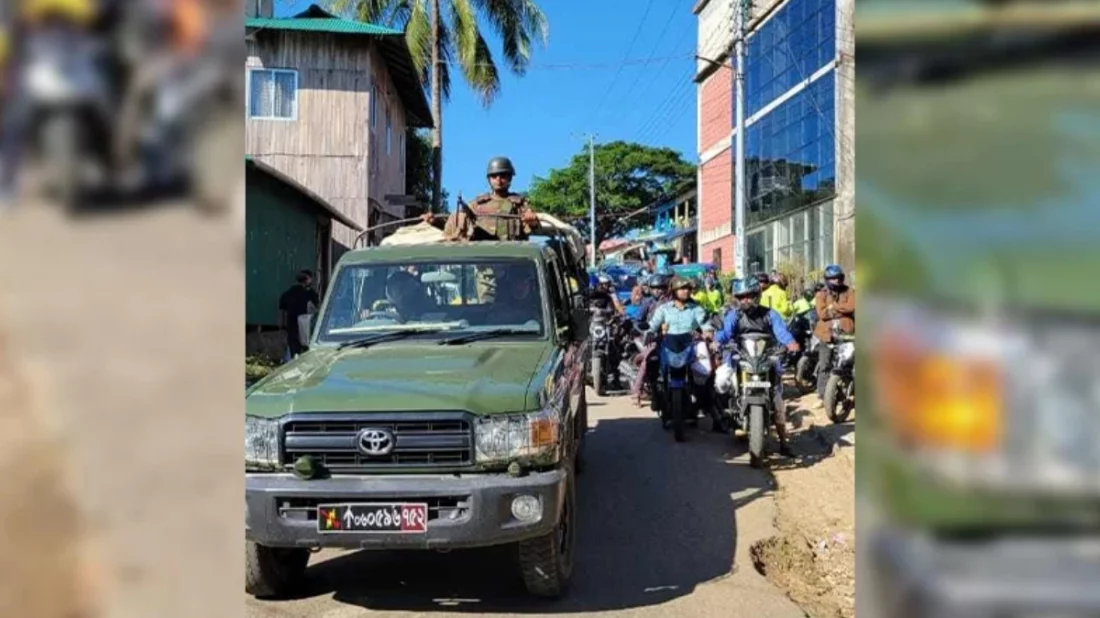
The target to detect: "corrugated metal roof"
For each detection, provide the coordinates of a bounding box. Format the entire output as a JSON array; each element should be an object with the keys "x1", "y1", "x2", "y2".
[
  {"x1": 244, "y1": 16, "x2": 402, "y2": 36},
  {"x1": 246, "y1": 157, "x2": 363, "y2": 231}
]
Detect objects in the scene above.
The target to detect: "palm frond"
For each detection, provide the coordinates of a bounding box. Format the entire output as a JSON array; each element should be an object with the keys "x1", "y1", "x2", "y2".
[
  {"x1": 449, "y1": 0, "x2": 501, "y2": 104},
  {"x1": 403, "y1": 0, "x2": 451, "y2": 100},
  {"x1": 469, "y1": 0, "x2": 548, "y2": 75}
]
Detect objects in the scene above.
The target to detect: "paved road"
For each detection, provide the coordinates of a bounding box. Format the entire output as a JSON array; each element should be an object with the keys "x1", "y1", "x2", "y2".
[{"x1": 245, "y1": 392, "x2": 807, "y2": 618}]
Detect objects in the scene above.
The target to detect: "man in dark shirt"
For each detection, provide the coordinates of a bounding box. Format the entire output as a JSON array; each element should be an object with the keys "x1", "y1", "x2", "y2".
[{"x1": 279, "y1": 269, "x2": 320, "y2": 358}]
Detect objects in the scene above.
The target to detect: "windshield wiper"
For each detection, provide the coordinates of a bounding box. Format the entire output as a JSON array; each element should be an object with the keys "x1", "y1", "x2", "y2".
[
  {"x1": 337, "y1": 328, "x2": 447, "y2": 350},
  {"x1": 437, "y1": 328, "x2": 536, "y2": 346}
]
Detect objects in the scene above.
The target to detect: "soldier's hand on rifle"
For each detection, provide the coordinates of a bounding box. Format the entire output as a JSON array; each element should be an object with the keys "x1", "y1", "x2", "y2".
[{"x1": 420, "y1": 213, "x2": 434, "y2": 224}]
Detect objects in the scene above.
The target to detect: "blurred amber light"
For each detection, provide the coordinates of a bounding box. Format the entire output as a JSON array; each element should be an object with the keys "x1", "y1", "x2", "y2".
[{"x1": 874, "y1": 333, "x2": 1003, "y2": 453}]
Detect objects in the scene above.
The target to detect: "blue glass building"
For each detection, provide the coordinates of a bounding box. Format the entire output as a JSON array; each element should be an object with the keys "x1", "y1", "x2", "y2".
[{"x1": 741, "y1": 0, "x2": 839, "y2": 274}]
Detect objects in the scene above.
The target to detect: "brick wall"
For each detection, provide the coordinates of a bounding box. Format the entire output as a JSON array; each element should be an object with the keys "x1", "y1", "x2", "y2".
[
  {"x1": 699, "y1": 68, "x2": 732, "y2": 153},
  {"x1": 700, "y1": 239, "x2": 733, "y2": 273},
  {"x1": 698, "y1": 153, "x2": 732, "y2": 267}
]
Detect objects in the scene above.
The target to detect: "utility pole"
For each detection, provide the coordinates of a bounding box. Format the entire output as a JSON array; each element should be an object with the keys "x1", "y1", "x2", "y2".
[
  {"x1": 588, "y1": 134, "x2": 597, "y2": 268},
  {"x1": 733, "y1": 0, "x2": 749, "y2": 279}
]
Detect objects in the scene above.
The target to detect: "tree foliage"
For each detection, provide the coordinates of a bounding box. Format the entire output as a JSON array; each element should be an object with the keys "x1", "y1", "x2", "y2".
[
  {"x1": 404, "y1": 128, "x2": 448, "y2": 212},
  {"x1": 527, "y1": 141, "x2": 696, "y2": 245}
]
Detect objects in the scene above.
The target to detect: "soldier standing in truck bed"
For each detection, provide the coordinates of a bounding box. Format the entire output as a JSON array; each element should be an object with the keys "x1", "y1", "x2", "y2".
[
  {"x1": 423, "y1": 156, "x2": 541, "y2": 241},
  {"x1": 422, "y1": 156, "x2": 542, "y2": 301}
]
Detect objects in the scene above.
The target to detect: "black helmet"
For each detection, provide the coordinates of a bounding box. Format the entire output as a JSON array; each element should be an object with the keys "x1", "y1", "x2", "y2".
[
  {"x1": 486, "y1": 156, "x2": 516, "y2": 177},
  {"x1": 649, "y1": 273, "x2": 672, "y2": 289}
]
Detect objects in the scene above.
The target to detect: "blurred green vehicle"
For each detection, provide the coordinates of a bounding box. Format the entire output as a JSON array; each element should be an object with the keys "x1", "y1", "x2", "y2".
[{"x1": 859, "y1": 2, "x2": 1100, "y2": 616}]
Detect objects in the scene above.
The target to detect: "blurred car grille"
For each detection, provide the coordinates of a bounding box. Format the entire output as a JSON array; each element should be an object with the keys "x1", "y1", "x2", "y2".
[{"x1": 281, "y1": 413, "x2": 474, "y2": 472}]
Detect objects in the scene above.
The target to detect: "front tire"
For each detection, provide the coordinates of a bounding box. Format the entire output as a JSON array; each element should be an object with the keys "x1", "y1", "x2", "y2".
[
  {"x1": 43, "y1": 114, "x2": 82, "y2": 210},
  {"x1": 518, "y1": 466, "x2": 576, "y2": 598},
  {"x1": 670, "y1": 387, "x2": 686, "y2": 442},
  {"x1": 824, "y1": 374, "x2": 853, "y2": 423},
  {"x1": 795, "y1": 355, "x2": 815, "y2": 393},
  {"x1": 591, "y1": 355, "x2": 605, "y2": 396},
  {"x1": 748, "y1": 404, "x2": 765, "y2": 468},
  {"x1": 245, "y1": 541, "x2": 309, "y2": 598}
]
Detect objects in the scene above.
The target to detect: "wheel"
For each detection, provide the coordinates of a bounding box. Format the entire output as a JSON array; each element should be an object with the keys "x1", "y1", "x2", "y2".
[
  {"x1": 670, "y1": 387, "x2": 686, "y2": 442},
  {"x1": 591, "y1": 355, "x2": 605, "y2": 396},
  {"x1": 795, "y1": 355, "x2": 815, "y2": 393},
  {"x1": 748, "y1": 404, "x2": 765, "y2": 468},
  {"x1": 245, "y1": 541, "x2": 309, "y2": 598},
  {"x1": 824, "y1": 374, "x2": 853, "y2": 423},
  {"x1": 518, "y1": 466, "x2": 576, "y2": 597},
  {"x1": 42, "y1": 114, "x2": 82, "y2": 210},
  {"x1": 574, "y1": 390, "x2": 588, "y2": 475}
]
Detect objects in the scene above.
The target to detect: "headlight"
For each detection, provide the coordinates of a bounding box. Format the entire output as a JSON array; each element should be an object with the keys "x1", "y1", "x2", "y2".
[
  {"x1": 591, "y1": 325, "x2": 607, "y2": 339},
  {"x1": 837, "y1": 341, "x2": 855, "y2": 364},
  {"x1": 245, "y1": 416, "x2": 280, "y2": 470},
  {"x1": 475, "y1": 410, "x2": 560, "y2": 464}
]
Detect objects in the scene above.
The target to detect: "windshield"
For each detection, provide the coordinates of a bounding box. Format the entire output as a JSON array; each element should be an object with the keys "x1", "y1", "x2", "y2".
[{"x1": 316, "y1": 258, "x2": 547, "y2": 343}]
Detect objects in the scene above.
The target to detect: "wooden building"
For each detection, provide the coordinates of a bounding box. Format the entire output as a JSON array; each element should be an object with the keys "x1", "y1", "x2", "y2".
[
  {"x1": 245, "y1": 3, "x2": 432, "y2": 259},
  {"x1": 245, "y1": 156, "x2": 361, "y2": 330}
]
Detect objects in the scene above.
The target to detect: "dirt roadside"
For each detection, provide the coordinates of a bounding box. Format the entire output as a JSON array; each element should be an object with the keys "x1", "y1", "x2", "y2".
[{"x1": 751, "y1": 389, "x2": 856, "y2": 618}]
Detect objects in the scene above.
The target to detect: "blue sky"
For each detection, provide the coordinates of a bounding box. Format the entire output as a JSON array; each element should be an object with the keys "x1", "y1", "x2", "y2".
[{"x1": 274, "y1": 0, "x2": 699, "y2": 203}]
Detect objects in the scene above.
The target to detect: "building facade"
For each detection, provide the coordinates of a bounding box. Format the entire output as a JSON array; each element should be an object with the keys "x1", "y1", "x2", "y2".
[
  {"x1": 245, "y1": 5, "x2": 432, "y2": 254},
  {"x1": 694, "y1": 0, "x2": 854, "y2": 278}
]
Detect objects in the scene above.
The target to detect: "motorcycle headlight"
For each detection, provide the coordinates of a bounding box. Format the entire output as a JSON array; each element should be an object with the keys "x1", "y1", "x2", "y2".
[
  {"x1": 665, "y1": 349, "x2": 691, "y2": 369},
  {"x1": 245, "y1": 416, "x2": 281, "y2": 471},
  {"x1": 591, "y1": 324, "x2": 607, "y2": 339},
  {"x1": 475, "y1": 409, "x2": 560, "y2": 465},
  {"x1": 837, "y1": 341, "x2": 856, "y2": 364}
]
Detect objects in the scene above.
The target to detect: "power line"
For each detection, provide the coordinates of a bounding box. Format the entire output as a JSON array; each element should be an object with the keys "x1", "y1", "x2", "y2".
[
  {"x1": 588, "y1": 0, "x2": 658, "y2": 124},
  {"x1": 612, "y1": 2, "x2": 691, "y2": 124}
]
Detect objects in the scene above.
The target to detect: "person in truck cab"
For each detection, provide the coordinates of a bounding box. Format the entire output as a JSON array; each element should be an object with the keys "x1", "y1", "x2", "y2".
[
  {"x1": 493, "y1": 264, "x2": 542, "y2": 327},
  {"x1": 813, "y1": 264, "x2": 855, "y2": 404},
  {"x1": 381, "y1": 270, "x2": 433, "y2": 322},
  {"x1": 714, "y1": 278, "x2": 799, "y2": 457}
]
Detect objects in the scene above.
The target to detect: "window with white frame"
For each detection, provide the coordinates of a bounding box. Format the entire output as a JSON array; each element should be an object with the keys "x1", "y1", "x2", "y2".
[{"x1": 248, "y1": 68, "x2": 298, "y2": 120}]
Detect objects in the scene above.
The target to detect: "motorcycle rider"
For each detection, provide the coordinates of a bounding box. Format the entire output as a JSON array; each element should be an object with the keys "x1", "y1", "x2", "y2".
[
  {"x1": 761, "y1": 272, "x2": 793, "y2": 320},
  {"x1": 644, "y1": 271, "x2": 673, "y2": 322},
  {"x1": 648, "y1": 276, "x2": 714, "y2": 426},
  {"x1": 714, "y1": 278, "x2": 800, "y2": 457},
  {"x1": 813, "y1": 264, "x2": 855, "y2": 404},
  {"x1": 791, "y1": 287, "x2": 814, "y2": 316},
  {"x1": 591, "y1": 273, "x2": 624, "y2": 315},
  {"x1": 692, "y1": 272, "x2": 725, "y2": 315}
]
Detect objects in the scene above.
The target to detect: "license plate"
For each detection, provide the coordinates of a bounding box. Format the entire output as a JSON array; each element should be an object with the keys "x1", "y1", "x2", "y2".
[
  {"x1": 316, "y1": 503, "x2": 428, "y2": 534},
  {"x1": 744, "y1": 380, "x2": 771, "y2": 388}
]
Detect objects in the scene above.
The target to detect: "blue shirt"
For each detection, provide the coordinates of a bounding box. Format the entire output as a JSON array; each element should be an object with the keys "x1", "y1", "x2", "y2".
[{"x1": 649, "y1": 301, "x2": 712, "y2": 336}]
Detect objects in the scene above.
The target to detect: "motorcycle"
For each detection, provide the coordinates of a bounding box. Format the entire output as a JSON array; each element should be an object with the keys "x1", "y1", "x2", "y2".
[
  {"x1": 822, "y1": 321, "x2": 855, "y2": 423},
  {"x1": 655, "y1": 332, "x2": 701, "y2": 442},
  {"x1": 787, "y1": 310, "x2": 817, "y2": 393},
  {"x1": 24, "y1": 23, "x2": 116, "y2": 208},
  {"x1": 724, "y1": 333, "x2": 785, "y2": 468},
  {"x1": 588, "y1": 307, "x2": 612, "y2": 396}
]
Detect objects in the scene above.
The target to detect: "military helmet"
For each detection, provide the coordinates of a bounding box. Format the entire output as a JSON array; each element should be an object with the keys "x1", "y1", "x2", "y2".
[{"x1": 486, "y1": 156, "x2": 516, "y2": 177}]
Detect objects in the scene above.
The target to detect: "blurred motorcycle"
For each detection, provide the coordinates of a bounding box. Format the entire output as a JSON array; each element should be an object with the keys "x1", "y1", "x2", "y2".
[
  {"x1": 822, "y1": 320, "x2": 855, "y2": 423},
  {"x1": 23, "y1": 22, "x2": 115, "y2": 207}
]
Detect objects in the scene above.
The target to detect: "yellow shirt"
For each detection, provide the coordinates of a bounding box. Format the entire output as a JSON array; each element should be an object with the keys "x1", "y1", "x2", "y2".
[
  {"x1": 21, "y1": 0, "x2": 97, "y2": 24},
  {"x1": 760, "y1": 285, "x2": 791, "y2": 320}
]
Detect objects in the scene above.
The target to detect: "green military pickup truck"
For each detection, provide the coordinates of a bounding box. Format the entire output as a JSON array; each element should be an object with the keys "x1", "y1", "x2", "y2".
[{"x1": 244, "y1": 234, "x2": 591, "y2": 599}]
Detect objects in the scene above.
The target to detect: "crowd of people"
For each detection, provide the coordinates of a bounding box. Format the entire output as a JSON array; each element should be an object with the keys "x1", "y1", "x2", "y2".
[{"x1": 590, "y1": 262, "x2": 856, "y2": 453}]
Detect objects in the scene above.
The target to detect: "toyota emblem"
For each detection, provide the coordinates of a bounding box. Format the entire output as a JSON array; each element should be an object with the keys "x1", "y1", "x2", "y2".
[{"x1": 356, "y1": 428, "x2": 395, "y2": 456}]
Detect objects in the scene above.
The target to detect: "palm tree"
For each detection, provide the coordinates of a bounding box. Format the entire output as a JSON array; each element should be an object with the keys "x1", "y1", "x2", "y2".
[{"x1": 333, "y1": 0, "x2": 549, "y2": 212}]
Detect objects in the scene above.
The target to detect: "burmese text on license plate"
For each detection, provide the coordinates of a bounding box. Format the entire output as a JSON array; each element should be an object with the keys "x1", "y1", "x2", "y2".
[
  {"x1": 744, "y1": 380, "x2": 770, "y2": 388},
  {"x1": 317, "y1": 503, "x2": 428, "y2": 533}
]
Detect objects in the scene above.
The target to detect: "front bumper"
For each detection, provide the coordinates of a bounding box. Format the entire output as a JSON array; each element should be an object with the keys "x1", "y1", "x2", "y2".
[
  {"x1": 245, "y1": 469, "x2": 567, "y2": 550},
  {"x1": 871, "y1": 526, "x2": 1100, "y2": 617}
]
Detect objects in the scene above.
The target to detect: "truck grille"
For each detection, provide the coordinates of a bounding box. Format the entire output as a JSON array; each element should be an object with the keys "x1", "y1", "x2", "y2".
[{"x1": 281, "y1": 413, "x2": 474, "y2": 471}]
